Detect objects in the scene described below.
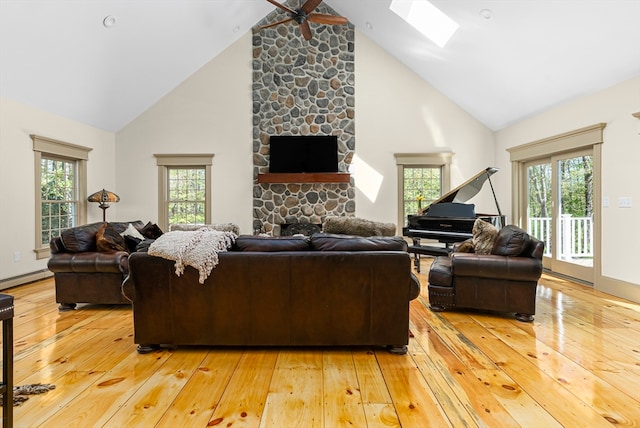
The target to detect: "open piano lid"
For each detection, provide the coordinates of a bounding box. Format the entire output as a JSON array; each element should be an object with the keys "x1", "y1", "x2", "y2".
[{"x1": 419, "y1": 167, "x2": 500, "y2": 215}]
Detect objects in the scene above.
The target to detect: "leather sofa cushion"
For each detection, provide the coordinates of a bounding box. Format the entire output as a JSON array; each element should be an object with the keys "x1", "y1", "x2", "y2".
[
  {"x1": 233, "y1": 235, "x2": 310, "y2": 251},
  {"x1": 492, "y1": 225, "x2": 531, "y2": 256},
  {"x1": 310, "y1": 233, "x2": 408, "y2": 251}
]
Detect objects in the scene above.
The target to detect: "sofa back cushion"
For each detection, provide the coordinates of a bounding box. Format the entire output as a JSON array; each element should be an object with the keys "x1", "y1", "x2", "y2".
[
  {"x1": 233, "y1": 235, "x2": 310, "y2": 252},
  {"x1": 491, "y1": 225, "x2": 532, "y2": 257},
  {"x1": 310, "y1": 233, "x2": 408, "y2": 251}
]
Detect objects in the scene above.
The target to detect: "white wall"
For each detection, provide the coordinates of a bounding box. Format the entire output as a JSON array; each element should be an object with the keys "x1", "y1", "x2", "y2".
[
  {"x1": 0, "y1": 97, "x2": 116, "y2": 282},
  {"x1": 495, "y1": 77, "x2": 640, "y2": 298},
  {"x1": 353, "y1": 31, "x2": 496, "y2": 226},
  {"x1": 116, "y1": 32, "x2": 255, "y2": 233}
]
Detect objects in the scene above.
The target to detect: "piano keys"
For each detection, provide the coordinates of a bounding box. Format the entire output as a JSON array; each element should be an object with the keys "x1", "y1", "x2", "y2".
[{"x1": 402, "y1": 167, "x2": 506, "y2": 271}]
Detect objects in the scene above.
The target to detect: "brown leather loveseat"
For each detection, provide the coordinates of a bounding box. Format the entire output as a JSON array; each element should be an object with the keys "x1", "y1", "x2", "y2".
[
  {"x1": 428, "y1": 225, "x2": 544, "y2": 322},
  {"x1": 48, "y1": 220, "x2": 160, "y2": 310},
  {"x1": 123, "y1": 233, "x2": 420, "y2": 354}
]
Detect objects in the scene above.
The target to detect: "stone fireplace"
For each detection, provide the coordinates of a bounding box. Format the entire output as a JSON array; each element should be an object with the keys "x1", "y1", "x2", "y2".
[{"x1": 252, "y1": 3, "x2": 355, "y2": 235}]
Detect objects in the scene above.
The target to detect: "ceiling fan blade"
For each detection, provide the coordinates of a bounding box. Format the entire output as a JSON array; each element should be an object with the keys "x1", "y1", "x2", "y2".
[
  {"x1": 259, "y1": 17, "x2": 294, "y2": 30},
  {"x1": 265, "y1": 0, "x2": 296, "y2": 15},
  {"x1": 299, "y1": 20, "x2": 313, "y2": 41},
  {"x1": 307, "y1": 13, "x2": 348, "y2": 26},
  {"x1": 301, "y1": 0, "x2": 323, "y2": 14}
]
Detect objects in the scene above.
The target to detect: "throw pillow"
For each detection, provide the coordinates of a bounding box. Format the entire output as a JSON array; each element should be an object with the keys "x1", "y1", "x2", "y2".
[
  {"x1": 135, "y1": 238, "x2": 155, "y2": 252},
  {"x1": 96, "y1": 223, "x2": 128, "y2": 252},
  {"x1": 322, "y1": 216, "x2": 396, "y2": 237},
  {"x1": 121, "y1": 223, "x2": 145, "y2": 240},
  {"x1": 140, "y1": 222, "x2": 164, "y2": 239},
  {"x1": 454, "y1": 238, "x2": 475, "y2": 253},
  {"x1": 492, "y1": 225, "x2": 531, "y2": 256},
  {"x1": 60, "y1": 222, "x2": 103, "y2": 252},
  {"x1": 472, "y1": 219, "x2": 499, "y2": 255},
  {"x1": 123, "y1": 235, "x2": 142, "y2": 253}
]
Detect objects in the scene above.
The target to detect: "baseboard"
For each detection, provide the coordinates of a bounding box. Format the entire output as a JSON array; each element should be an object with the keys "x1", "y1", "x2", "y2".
[
  {"x1": 0, "y1": 269, "x2": 53, "y2": 291},
  {"x1": 596, "y1": 274, "x2": 640, "y2": 303}
]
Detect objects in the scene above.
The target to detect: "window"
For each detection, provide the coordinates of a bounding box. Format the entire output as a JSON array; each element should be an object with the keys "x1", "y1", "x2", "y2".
[
  {"x1": 155, "y1": 154, "x2": 214, "y2": 231},
  {"x1": 402, "y1": 166, "x2": 441, "y2": 217},
  {"x1": 32, "y1": 135, "x2": 91, "y2": 259},
  {"x1": 168, "y1": 167, "x2": 206, "y2": 225},
  {"x1": 394, "y1": 152, "x2": 452, "y2": 227}
]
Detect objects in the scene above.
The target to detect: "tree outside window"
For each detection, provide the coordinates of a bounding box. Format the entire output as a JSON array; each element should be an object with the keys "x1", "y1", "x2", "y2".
[
  {"x1": 154, "y1": 154, "x2": 213, "y2": 231},
  {"x1": 168, "y1": 167, "x2": 206, "y2": 225},
  {"x1": 403, "y1": 166, "x2": 441, "y2": 218},
  {"x1": 40, "y1": 156, "x2": 77, "y2": 246}
]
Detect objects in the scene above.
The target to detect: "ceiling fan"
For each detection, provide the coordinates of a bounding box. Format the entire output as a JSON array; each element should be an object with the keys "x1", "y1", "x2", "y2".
[{"x1": 260, "y1": 0, "x2": 349, "y2": 41}]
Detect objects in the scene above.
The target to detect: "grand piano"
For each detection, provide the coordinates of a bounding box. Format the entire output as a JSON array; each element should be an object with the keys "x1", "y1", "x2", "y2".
[{"x1": 402, "y1": 167, "x2": 506, "y2": 271}]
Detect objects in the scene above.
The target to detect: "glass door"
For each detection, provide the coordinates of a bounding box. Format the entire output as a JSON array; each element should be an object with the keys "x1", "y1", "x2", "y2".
[{"x1": 525, "y1": 149, "x2": 594, "y2": 283}]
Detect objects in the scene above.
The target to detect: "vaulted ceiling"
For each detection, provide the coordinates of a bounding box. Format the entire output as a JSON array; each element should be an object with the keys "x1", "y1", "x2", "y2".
[{"x1": 1, "y1": 0, "x2": 639, "y2": 132}]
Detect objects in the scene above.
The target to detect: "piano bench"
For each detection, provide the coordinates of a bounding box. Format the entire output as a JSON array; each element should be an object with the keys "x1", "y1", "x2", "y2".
[{"x1": 407, "y1": 245, "x2": 450, "y2": 272}]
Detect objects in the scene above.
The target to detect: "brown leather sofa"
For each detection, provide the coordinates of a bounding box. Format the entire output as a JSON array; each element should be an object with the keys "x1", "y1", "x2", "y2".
[
  {"x1": 428, "y1": 225, "x2": 544, "y2": 322},
  {"x1": 47, "y1": 220, "x2": 151, "y2": 310},
  {"x1": 123, "y1": 233, "x2": 420, "y2": 354}
]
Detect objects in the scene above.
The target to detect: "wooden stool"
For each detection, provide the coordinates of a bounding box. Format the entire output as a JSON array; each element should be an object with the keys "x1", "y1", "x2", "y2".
[{"x1": 0, "y1": 294, "x2": 14, "y2": 428}]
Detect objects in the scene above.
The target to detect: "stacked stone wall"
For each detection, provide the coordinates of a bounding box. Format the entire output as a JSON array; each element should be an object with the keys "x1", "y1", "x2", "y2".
[{"x1": 252, "y1": 4, "x2": 355, "y2": 235}]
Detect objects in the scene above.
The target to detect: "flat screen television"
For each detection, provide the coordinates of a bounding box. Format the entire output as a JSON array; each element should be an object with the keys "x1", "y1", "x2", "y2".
[{"x1": 269, "y1": 135, "x2": 339, "y2": 173}]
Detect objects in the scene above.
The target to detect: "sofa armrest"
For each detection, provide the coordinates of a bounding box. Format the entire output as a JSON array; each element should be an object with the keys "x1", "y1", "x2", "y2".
[
  {"x1": 450, "y1": 252, "x2": 542, "y2": 281},
  {"x1": 48, "y1": 251, "x2": 130, "y2": 274}
]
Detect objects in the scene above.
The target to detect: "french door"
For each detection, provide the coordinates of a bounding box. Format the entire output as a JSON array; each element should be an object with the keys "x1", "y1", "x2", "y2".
[{"x1": 525, "y1": 149, "x2": 594, "y2": 283}]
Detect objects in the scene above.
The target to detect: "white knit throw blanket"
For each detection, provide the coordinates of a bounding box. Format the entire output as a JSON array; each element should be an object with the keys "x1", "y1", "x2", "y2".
[{"x1": 148, "y1": 228, "x2": 237, "y2": 284}]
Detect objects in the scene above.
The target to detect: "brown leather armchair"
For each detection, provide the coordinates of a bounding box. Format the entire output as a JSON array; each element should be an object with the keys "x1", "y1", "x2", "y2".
[{"x1": 428, "y1": 225, "x2": 544, "y2": 322}]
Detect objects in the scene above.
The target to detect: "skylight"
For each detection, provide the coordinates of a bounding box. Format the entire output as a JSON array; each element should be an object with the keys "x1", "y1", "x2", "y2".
[{"x1": 389, "y1": 0, "x2": 459, "y2": 48}]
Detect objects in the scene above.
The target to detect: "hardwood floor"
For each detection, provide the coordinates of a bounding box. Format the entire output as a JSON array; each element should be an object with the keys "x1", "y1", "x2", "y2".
[{"x1": 2, "y1": 259, "x2": 639, "y2": 427}]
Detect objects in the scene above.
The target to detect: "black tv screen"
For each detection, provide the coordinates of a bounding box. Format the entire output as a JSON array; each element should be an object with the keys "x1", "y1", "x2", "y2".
[{"x1": 269, "y1": 135, "x2": 339, "y2": 173}]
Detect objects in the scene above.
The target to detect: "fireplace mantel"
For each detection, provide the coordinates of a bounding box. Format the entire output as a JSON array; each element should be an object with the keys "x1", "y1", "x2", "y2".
[{"x1": 257, "y1": 173, "x2": 350, "y2": 183}]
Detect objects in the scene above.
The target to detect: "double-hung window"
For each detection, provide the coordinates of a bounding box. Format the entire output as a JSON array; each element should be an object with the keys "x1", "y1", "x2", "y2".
[
  {"x1": 394, "y1": 153, "x2": 452, "y2": 227},
  {"x1": 32, "y1": 135, "x2": 91, "y2": 259},
  {"x1": 155, "y1": 154, "x2": 214, "y2": 231}
]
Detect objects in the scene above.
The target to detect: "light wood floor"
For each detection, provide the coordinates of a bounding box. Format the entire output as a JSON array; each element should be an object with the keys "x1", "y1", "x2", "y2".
[{"x1": 2, "y1": 259, "x2": 639, "y2": 427}]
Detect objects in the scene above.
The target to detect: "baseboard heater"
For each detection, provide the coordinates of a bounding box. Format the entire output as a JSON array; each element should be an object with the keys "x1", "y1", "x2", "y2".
[{"x1": 0, "y1": 269, "x2": 52, "y2": 291}]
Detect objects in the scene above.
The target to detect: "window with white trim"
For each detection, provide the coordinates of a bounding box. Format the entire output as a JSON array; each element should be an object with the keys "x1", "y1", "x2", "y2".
[
  {"x1": 394, "y1": 153, "x2": 453, "y2": 227},
  {"x1": 155, "y1": 154, "x2": 214, "y2": 231},
  {"x1": 32, "y1": 135, "x2": 91, "y2": 259}
]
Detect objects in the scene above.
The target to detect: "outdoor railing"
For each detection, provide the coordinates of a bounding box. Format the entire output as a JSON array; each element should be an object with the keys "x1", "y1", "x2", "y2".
[{"x1": 528, "y1": 216, "x2": 593, "y2": 259}]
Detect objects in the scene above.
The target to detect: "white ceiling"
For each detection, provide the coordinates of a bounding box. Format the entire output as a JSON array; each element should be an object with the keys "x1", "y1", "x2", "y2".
[{"x1": 1, "y1": 0, "x2": 639, "y2": 133}]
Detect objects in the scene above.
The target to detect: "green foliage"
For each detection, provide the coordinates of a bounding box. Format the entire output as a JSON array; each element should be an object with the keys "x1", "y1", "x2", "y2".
[
  {"x1": 403, "y1": 167, "x2": 441, "y2": 218},
  {"x1": 40, "y1": 158, "x2": 77, "y2": 244},
  {"x1": 527, "y1": 156, "x2": 593, "y2": 219},
  {"x1": 168, "y1": 167, "x2": 206, "y2": 225}
]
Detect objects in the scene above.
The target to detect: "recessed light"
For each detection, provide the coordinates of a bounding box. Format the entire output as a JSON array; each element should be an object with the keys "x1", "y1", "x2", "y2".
[
  {"x1": 103, "y1": 15, "x2": 116, "y2": 28},
  {"x1": 479, "y1": 9, "x2": 493, "y2": 19},
  {"x1": 232, "y1": 25, "x2": 240, "y2": 33},
  {"x1": 365, "y1": 21, "x2": 373, "y2": 30}
]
